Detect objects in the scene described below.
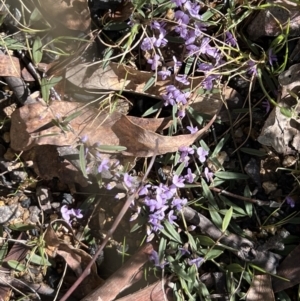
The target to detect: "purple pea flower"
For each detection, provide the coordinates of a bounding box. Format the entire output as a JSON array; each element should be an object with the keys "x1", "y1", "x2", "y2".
[
  {"x1": 158, "y1": 69, "x2": 171, "y2": 80},
  {"x1": 286, "y1": 196, "x2": 295, "y2": 208},
  {"x1": 173, "y1": 56, "x2": 182, "y2": 69},
  {"x1": 80, "y1": 135, "x2": 88, "y2": 143},
  {"x1": 97, "y1": 158, "x2": 110, "y2": 173},
  {"x1": 185, "y1": 168, "x2": 195, "y2": 183},
  {"x1": 184, "y1": 0, "x2": 201, "y2": 19},
  {"x1": 188, "y1": 256, "x2": 203, "y2": 268},
  {"x1": 225, "y1": 31, "x2": 237, "y2": 47},
  {"x1": 177, "y1": 109, "x2": 186, "y2": 119},
  {"x1": 175, "y1": 10, "x2": 190, "y2": 25},
  {"x1": 198, "y1": 62, "x2": 213, "y2": 72},
  {"x1": 175, "y1": 74, "x2": 190, "y2": 85},
  {"x1": 247, "y1": 60, "x2": 257, "y2": 76},
  {"x1": 204, "y1": 167, "x2": 214, "y2": 182},
  {"x1": 149, "y1": 250, "x2": 168, "y2": 268},
  {"x1": 187, "y1": 125, "x2": 198, "y2": 134},
  {"x1": 168, "y1": 210, "x2": 177, "y2": 224},
  {"x1": 178, "y1": 247, "x2": 191, "y2": 256},
  {"x1": 197, "y1": 147, "x2": 209, "y2": 163},
  {"x1": 175, "y1": 24, "x2": 189, "y2": 39},
  {"x1": 61, "y1": 205, "x2": 83, "y2": 224},
  {"x1": 124, "y1": 173, "x2": 134, "y2": 188},
  {"x1": 172, "y1": 174, "x2": 185, "y2": 188},
  {"x1": 171, "y1": 0, "x2": 186, "y2": 6},
  {"x1": 262, "y1": 100, "x2": 271, "y2": 114},
  {"x1": 268, "y1": 48, "x2": 277, "y2": 66},
  {"x1": 140, "y1": 37, "x2": 155, "y2": 51},
  {"x1": 147, "y1": 54, "x2": 161, "y2": 70},
  {"x1": 172, "y1": 197, "x2": 187, "y2": 210}
]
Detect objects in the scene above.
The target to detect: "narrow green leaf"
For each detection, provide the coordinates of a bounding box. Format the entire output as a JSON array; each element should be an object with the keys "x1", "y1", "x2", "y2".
[
  {"x1": 226, "y1": 263, "x2": 244, "y2": 273},
  {"x1": 7, "y1": 260, "x2": 26, "y2": 272},
  {"x1": 204, "y1": 249, "x2": 223, "y2": 260},
  {"x1": 196, "y1": 235, "x2": 215, "y2": 246},
  {"x1": 280, "y1": 107, "x2": 292, "y2": 118},
  {"x1": 143, "y1": 75, "x2": 156, "y2": 92},
  {"x1": 208, "y1": 203, "x2": 222, "y2": 229},
  {"x1": 240, "y1": 148, "x2": 267, "y2": 157},
  {"x1": 32, "y1": 36, "x2": 43, "y2": 65},
  {"x1": 175, "y1": 161, "x2": 186, "y2": 176},
  {"x1": 9, "y1": 223, "x2": 36, "y2": 231},
  {"x1": 161, "y1": 220, "x2": 182, "y2": 243},
  {"x1": 186, "y1": 232, "x2": 197, "y2": 251},
  {"x1": 211, "y1": 135, "x2": 229, "y2": 157},
  {"x1": 215, "y1": 171, "x2": 249, "y2": 180},
  {"x1": 222, "y1": 206, "x2": 233, "y2": 232},
  {"x1": 96, "y1": 145, "x2": 127, "y2": 152},
  {"x1": 79, "y1": 144, "x2": 88, "y2": 179},
  {"x1": 186, "y1": 106, "x2": 203, "y2": 125},
  {"x1": 27, "y1": 253, "x2": 51, "y2": 266},
  {"x1": 142, "y1": 100, "x2": 164, "y2": 117},
  {"x1": 29, "y1": 8, "x2": 42, "y2": 23},
  {"x1": 0, "y1": 243, "x2": 8, "y2": 264}
]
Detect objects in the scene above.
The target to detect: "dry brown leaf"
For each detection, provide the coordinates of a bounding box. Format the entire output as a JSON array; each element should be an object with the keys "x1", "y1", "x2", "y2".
[
  {"x1": 0, "y1": 55, "x2": 20, "y2": 77},
  {"x1": 66, "y1": 62, "x2": 238, "y2": 117},
  {"x1": 246, "y1": 274, "x2": 275, "y2": 301},
  {"x1": 10, "y1": 101, "x2": 215, "y2": 157},
  {"x1": 272, "y1": 244, "x2": 300, "y2": 292},
  {"x1": 37, "y1": 0, "x2": 90, "y2": 31}
]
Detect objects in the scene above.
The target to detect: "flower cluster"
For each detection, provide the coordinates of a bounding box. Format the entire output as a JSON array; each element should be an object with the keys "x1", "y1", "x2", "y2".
[{"x1": 61, "y1": 205, "x2": 83, "y2": 224}]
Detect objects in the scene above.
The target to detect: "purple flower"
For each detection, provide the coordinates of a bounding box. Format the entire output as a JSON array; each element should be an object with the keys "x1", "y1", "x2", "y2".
[
  {"x1": 124, "y1": 173, "x2": 134, "y2": 188},
  {"x1": 173, "y1": 56, "x2": 182, "y2": 69},
  {"x1": 153, "y1": 33, "x2": 168, "y2": 48},
  {"x1": 286, "y1": 196, "x2": 295, "y2": 208},
  {"x1": 172, "y1": 174, "x2": 185, "y2": 188},
  {"x1": 177, "y1": 109, "x2": 186, "y2": 119},
  {"x1": 204, "y1": 167, "x2": 214, "y2": 182},
  {"x1": 139, "y1": 184, "x2": 151, "y2": 196},
  {"x1": 147, "y1": 54, "x2": 161, "y2": 70},
  {"x1": 178, "y1": 247, "x2": 191, "y2": 255},
  {"x1": 80, "y1": 135, "x2": 88, "y2": 143},
  {"x1": 175, "y1": 74, "x2": 190, "y2": 85},
  {"x1": 172, "y1": 197, "x2": 187, "y2": 210},
  {"x1": 61, "y1": 205, "x2": 83, "y2": 224},
  {"x1": 262, "y1": 100, "x2": 271, "y2": 114},
  {"x1": 140, "y1": 37, "x2": 155, "y2": 51},
  {"x1": 158, "y1": 70, "x2": 171, "y2": 80},
  {"x1": 97, "y1": 158, "x2": 110, "y2": 173},
  {"x1": 247, "y1": 60, "x2": 257, "y2": 76},
  {"x1": 175, "y1": 10, "x2": 190, "y2": 25},
  {"x1": 171, "y1": 0, "x2": 186, "y2": 6},
  {"x1": 268, "y1": 48, "x2": 277, "y2": 66},
  {"x1": 168, "y1": 210, "x2": 177, "y2": 224},
  {"x1": 225, "y1": 32, "x2": 237, "y2": 47},
  {"x1": 149, "y1": 250, "x2": 168, "y2": 268},
  {"x1": 175, "y1": 24, "x2": 189, "y2": 39},
  {"x1": 202, "y1": 74, "x2": 219, "y2": 90},
  {"x1": 188, "y1": 256, "x2": 203, "y2": 268},
  {"x1": 184, "y1": 0, "x2": 201, "y2": 19},
  {"x1": 185, "y1": 168, "x2": 195, "y2": 183},
  {"x1": 187, "y1": 125, "x2": 198, "y2": 134},
  {"x1": 197, "y1": 147, "x2": 209, "y2": 163},
  {"x1": 197, "y1": 63, "x2": 213, "y2": 72},
  {"x1": 144, "y1": 196, "x2": 167, "y2": 212}
]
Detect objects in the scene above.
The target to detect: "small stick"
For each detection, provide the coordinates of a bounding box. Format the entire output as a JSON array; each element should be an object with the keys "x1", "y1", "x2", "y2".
[
  {"x1": 210, "y1": 186, "x2": 270, "y2": 206},
  {"x1": 59, "y1": 141, "x2": 159, "y2": 301}
]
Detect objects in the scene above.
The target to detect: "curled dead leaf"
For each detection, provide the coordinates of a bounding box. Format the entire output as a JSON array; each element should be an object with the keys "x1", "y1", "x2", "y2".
[{"x1": 11, "y1": 100, "x2": 214, "y2": 157}]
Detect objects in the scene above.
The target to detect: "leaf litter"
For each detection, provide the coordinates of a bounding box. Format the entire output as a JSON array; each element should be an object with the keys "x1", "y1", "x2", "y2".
[{"x1": 1, "y1": 0, "x2": 300, "y2": 301}]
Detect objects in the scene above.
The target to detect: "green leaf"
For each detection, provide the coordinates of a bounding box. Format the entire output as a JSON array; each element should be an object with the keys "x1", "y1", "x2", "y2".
[
  {"x1": 96, "y1": 145, "x2": 127, "y2": 152},
  {"x1": 222, "y1": 207, "x2": 233, "y2": 232},
  {"x1": 196, "y1": 235, "x2": 215, "y2": 246},
  {"x1": 142, "y1": 100, "x2": 164, "y2": 117},
  {"x1": 170, "y1": 263, "x2": 191, "y2": 282},
  {"x1": 280, "y1": 107, "x2": 292, "y2": 118},
  {"x1": 9, "y1": 223, "x2": 36, "y2": 231},
  {"x1": 240, "y1": 148, "x2": 267, "y2": 157},
  {"x1": 204, "y1": 248, "x2": 223, "y2": 260},
  {"x1": 0, "y1": 243, "x2": 8, "y2": 265},
  {"x1": 143, "y1": 75, "x2": 156, "y2": 92},
  {"x1": 208, "y1": 203, "x2": 222, "y2": 229},
  {"x1": 0, "y1": 37, "x2": 25, "y2": 50},
  {"x1": 226, "y1": 263, "x2": 244, "y2": 273},
  {"x1": 29, "y1": 8, "x2": 43, "y2": 23},
  {"x1": 175, "y1": 161, "x2": 186, "y2": 176},
  {"x1": 79, "y1": 144, "x2": 88, "y2": 179},
  {"x1": 161, "y1": 220, "x2": 182, "y2": 243},
  {"x1": 7, "y1": 260, "x2": 26, "y2": 272},
  {"x1": 186, "y1": 232, "x2": 197, "y2": 251},
  {"x1": 215, "y1": 171, "x2": 249, "y2": 180},
  {"x1": 211, "y1": 135, "x2": 229, "y2": 157},
  {"x1": 27, "y1": 253, "x2": 51, "y2": 266},
  {"x1": 186, "y1": 106, "x2": 203, "y2": 125},
  {"x1": 32, "y1": 36, "x2": 43, "y2": 65}
]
